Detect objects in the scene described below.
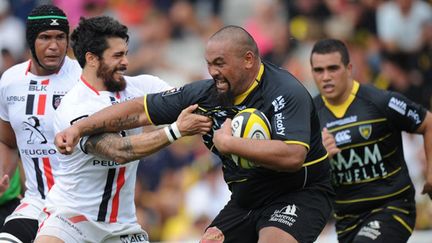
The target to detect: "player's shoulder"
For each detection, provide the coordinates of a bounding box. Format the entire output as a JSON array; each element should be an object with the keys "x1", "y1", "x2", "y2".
[
  {"x1": 262, "y1": 60, "x2": 308, "y2": 96},
  {"x1": 0, "y1": 60, "x2": 31, "y2": 85},
  {"x1": 313, "y1": 94, "x2": 325, "y2": 110},
  {"x1": 356, "y1": 83, "x2": 389, "y2": 104},
  {"x1": 124, "y1": 74, "x2": 171, "y2": 93},
  {"x1": 59, "y1": 57, "x2": 81, "y2": 76}
]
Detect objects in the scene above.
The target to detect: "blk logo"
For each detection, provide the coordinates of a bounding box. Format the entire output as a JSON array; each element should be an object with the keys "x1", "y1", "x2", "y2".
[{"x1": 22, "y1": 116, "x2": 47, "y2": 144}]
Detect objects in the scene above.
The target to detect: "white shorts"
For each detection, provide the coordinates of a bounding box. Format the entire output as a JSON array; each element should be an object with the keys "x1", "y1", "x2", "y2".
[
  {"x1": 4, "y1": 195, "x2": 44, "y2": 223},
  {"x1": 37, "y1": 206, "x2": 149, "y2": 243}
]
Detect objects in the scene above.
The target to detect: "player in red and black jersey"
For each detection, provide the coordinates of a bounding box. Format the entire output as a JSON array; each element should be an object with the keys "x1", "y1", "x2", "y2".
[
  {"x1": 311, "y1": 38, "x2": 432, "y2": 243},
  {"x1": 56, "y1": 26, "x2": 334, "y2": 243}
]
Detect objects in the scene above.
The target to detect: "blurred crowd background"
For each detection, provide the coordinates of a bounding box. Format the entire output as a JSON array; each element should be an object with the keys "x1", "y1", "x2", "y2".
[{"x1": 1, "y1": 0, "x2": 432, "y2": 242}]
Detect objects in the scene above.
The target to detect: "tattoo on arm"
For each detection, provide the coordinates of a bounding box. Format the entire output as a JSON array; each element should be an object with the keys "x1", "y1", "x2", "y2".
[{"x1": 85, "y1": 133, "x2": 138, "y2": 163}]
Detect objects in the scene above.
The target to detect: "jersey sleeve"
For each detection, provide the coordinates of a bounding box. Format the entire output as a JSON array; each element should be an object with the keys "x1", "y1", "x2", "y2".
[
  {"x1": 382, "y1": 91, "x2": 427, "y2": 132},
  {"x1": 269, "y1": 86, "x2": 312, "y2": 149},
  {"x1": 144, "y1": 80, "x2": 211, "y2": 125},
  {"x1": 127, "y1": 75, "x2": 172, "y2": 95}
]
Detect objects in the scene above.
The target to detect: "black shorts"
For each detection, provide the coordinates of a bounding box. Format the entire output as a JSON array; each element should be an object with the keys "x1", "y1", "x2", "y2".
[
  {"x1": 336, "y1": 197, "x2": 416, "y2": 243},
  {"x1": 0, "y1": 198, "x2": 20, "y2": 226},
  {"x1": 208, "y1": 187, "x2": 333, "y2": 243}
]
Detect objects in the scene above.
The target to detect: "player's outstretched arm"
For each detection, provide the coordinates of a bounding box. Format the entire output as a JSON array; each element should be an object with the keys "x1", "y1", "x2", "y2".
[
  {"x1": 417, "y1": 112, "x2": 432, "y2": 199},
  {"x1": 84, "y1": 104, "x2": 212, "y2": 163},
  {"x1": 55, "y1": 97, "x2": 148, "y2": 154},
  {"x1": 0, "y1": 119, "x2": 19, "y2": 195}
]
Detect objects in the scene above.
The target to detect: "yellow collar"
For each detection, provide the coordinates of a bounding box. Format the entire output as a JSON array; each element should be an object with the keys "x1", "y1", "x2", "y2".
[
  {"x1": 234, "y1": 63, "x2": 264, "y2": 105},
  {"x1": 323, "y1": 80, "x2": 359, "y2": 118}
]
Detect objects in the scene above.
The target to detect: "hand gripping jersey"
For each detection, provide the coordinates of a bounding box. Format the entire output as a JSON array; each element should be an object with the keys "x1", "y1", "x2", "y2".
[
  {"x1": 145, "y1": 61, "x2": 334, "y2": 209},
  {"x1": 314, "y1": 81, "x2": 427, "y2": 216},
  {"x1": 0, "y1": 57, "x2": 81, "y2": 200},
  {"x1": 50, "y1": 75, "x2": 170, "y2": 223}
]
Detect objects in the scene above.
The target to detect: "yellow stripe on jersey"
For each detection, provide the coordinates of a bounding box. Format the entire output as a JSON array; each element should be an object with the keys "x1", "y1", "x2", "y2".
[
  {"x1": 284, "y1": 140, "x2": 310, "y2": 150},
  {"x1": 323, "y1": 80, "x2": 360, "y2": 118},
  {"x1": 336, "y1": 223, "x2": 359, "y2": 235},
  {"x1": 335, "y1": 185, "x2": 411, "y2": 204},
  {"x1": 303, "y1": 153, "x2": 328, "y2": 167},
  {"x1": 234, "y1": 64, "x2": 264, "y2": 105},
  {"x1": 393, "y1": 215, "x2": 413, "y2": 233},
  {"x1": 328, "y1": 118, "x2": 387, "y2": 133},
  {"x1": 388, "y1": 206, "x2": 410, "y2": 215},
  {"x1": 143, "y1": 95, "x2": 154, "y2": 125},
  {"x1": 226, "y1": 178, "x2": 248, "y2": 184},
  {"x1": 339, "y1": 133, "x2": 392, "y2": 150},
  {"x1": 340, "y1": 167, "x2": 402, "y2": 185},
  {"x1": 383, "y1": 147, "x2": 398, "y2": 159}
]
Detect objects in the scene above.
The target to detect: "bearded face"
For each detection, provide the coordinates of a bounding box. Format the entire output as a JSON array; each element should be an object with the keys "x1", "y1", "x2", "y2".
[{"x1": 96, "y1": 58, "x2": 127, "y2": 92}]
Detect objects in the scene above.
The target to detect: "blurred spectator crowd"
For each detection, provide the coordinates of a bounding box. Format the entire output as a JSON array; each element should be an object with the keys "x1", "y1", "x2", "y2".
[{"x1": 1, "y1": 0, "x2": 432, "y2": 241}]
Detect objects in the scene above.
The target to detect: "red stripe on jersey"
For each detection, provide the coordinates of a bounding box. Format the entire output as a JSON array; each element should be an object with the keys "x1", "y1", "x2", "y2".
[
  {"x1": 41, "y1": 79, "x2": 50, "y2": 85},
  {"x1": 37, "y1": 94, "x2": 47, "y2": 115},
  {"x1": 109, "y1": 167, "x2": 126, "y2": 223},
  {"x1": 69, "y1": 215, "x2": 88, "y2": 223},
  {"x1": 42, "y1": 157, "x2": 54, "y2": 189},
  {"x1": 81, "y1": 76, "x2": 100, "y2": 95},
  {"x1": 115, "y1": 91, "x2": 120, "y2": 99},
  {"x1": 25, "y1": 60, "x2": 31, "y2": 75},
  {"x1": 15, "y1": 202, "x2": 29, "y2": 212}
]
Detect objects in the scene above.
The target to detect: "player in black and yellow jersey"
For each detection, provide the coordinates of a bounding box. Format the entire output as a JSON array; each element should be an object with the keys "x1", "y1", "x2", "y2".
[
  {"x1": 311, "y1": 39, "x2": 432, "y2": 243},
  {"x1": 55, "y1": 26, "x2": 334, "y2": 243}
]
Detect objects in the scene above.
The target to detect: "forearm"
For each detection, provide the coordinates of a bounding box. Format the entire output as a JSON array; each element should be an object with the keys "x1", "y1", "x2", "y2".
[
  {"x1": 0, "y1": 142, "x2": 19, "y2": 177},
  {"x1": 77, "y1": 97, "x2": 149, "y2": 137},
  {"x1": 225, "y1": 138, "x2": 306, "y2": 172},
  {"x1": 85, "y1": 129, "x2": 170, "y2": 164}
]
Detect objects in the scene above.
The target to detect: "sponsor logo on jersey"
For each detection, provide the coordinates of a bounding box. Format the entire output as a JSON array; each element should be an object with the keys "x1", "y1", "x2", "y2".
[
  {"x1": 120, "y1": 233, "x2": 149, "y2": 243},
  {"x1": 6, "y1": 96, "x2": 25, "y2": 103},
  {"x1": 161, "y1": 87, "x2": 183, "y2": 96},
  {"x1": 359, "y1": 125, "x2": 372, "y2": 140},
  {"x1": 272, "y1": 95, "x2": 286, "y2": 112},
  {"x1": 28, "y1": 79, "x2": 49, "y2": 92},
  {"x1": 274, "y1": 113, "x2": 286, "y2": 136},
  {"x1": 407, "y1": 109, "x2": 422, "y2": 125},
  {"x1": 50, "y1": 19, "x2": 59, "y2": 26},
  {"x1": 326, "y1": 115, "x2": 357, "y2": 128},
  {"x1": 335, "y1": 130, "x2": 351, "y2": 145},
  {"x1": 20, "y1": 148, "x2": 56, "y2": 156},
  {"x1": 93, "y1": 160, "x2": 120, "y2": 167},
  {"x1": 22, "y1": 116, "x2": 47, "y2": 144},
  {"x1": 388, "y1": 97, "x2": 406, "y2": 115},
  {"x1": 330, "y1": 144, "x2": 387, "y2": 185},
  {"x1": 269, "y1": 204, "x2": 298, "y2": 227},
  {"x1": 52, "y1": 95, "x2": 64, "y2": 110},
  {"x1": 358, "y1": 220, "x2": 382, "y2": 240}
]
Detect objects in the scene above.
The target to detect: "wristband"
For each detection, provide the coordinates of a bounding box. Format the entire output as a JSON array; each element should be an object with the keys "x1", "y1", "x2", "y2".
[{"x1": 164, "y1": 122, "x2": 182, "y2": 143}]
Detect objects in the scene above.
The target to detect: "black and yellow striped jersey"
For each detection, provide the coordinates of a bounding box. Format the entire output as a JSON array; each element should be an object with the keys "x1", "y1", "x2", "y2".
[
  {"x1": 314, "y1": 81, "x2": 427, "y2": 216},
  {"x1": 145, "y1": 60, "x2": 332, "y2": 209}
]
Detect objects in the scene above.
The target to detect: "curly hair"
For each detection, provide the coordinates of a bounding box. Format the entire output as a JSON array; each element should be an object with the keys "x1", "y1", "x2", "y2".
[{"x1": 71, "y1": 16, "x2": 129, "y2": 68}]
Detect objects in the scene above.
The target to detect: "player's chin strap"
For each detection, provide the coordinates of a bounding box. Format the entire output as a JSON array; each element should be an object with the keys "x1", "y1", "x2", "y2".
[{"x1": 0, "y1": 232, "x2": 24, "y2": 243}]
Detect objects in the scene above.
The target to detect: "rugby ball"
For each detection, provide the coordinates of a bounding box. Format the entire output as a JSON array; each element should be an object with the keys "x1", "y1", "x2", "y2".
[{"x1": 231, "y1": 108, "x2": 271, "y2": 169}]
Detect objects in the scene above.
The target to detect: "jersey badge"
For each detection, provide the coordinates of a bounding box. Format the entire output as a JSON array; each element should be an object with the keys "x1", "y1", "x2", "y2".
[
  {"x1": 162, "y1": 87, "x2": 183, "y2": 96},
  {"x1": 359, "y1": 125, "x2": 372, "y2": 140},
  {"x1": 52, "y1": 95, "x2": 64, "y2": 110}
]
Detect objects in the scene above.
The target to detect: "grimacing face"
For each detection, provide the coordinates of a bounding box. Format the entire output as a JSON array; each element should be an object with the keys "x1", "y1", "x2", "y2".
[
  {"x1": 205, "y1": 39, "x2": 250, "y2": 100},
  {"x1": 311, "y1": 51, "x2": 352, "y2": 105},
  {"x1": 34, "y1": 30, "x2": 68, "y2": 71},
  {"x1": 97, "y1": 37, "x2": 128, "y2": 92}
]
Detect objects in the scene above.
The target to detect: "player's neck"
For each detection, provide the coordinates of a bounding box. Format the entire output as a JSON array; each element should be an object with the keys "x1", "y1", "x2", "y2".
[
  {"x1": 81, "y1": 69, "x2": 107, "y2": 91},
  {"x1": 29, "y1": 58, "x2": 62, "y2": 76},
  {"x1": 327, "y1": 79, "x2": 354, "y2": 106}
]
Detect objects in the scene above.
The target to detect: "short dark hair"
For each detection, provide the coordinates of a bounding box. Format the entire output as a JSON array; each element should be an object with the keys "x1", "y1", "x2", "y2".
[
  {"x1": 310, "y1": 39, "x2": 350, "y2": 66},
  {"x1": 71, "y1": 16, "x2": 129, "y2": 68}
]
